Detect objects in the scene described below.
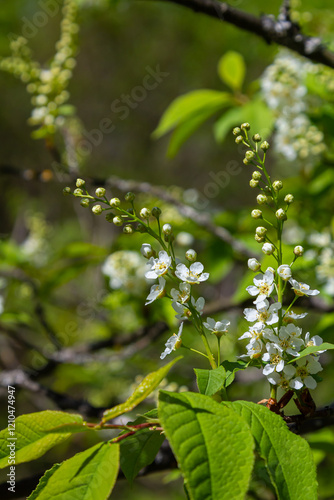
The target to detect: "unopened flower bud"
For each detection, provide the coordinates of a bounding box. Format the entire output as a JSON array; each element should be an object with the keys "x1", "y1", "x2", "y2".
[
  {"x1": 80, "y1": 198, "x2": 90, "y2": 207},
  {"x1": 233, "y1": 127, "x2": 241, "y2": 136},
  {"x1": 92, "y1": 205, "x2": 102, "y2": 215},
  {"x1": 125, "y1": 191, "x2": 135, "y2": 202},
  {"x1": 267, "y1": 267, "x2": 275, "y2": 275},
  {"x1": 140, "y1": 207, "x2": 151, "y2": 219},
  {"x1": 256, "y1": 194, "x2": 267, "y2": 205},
  {"x1": 95, "y1": 187, "x2": 106, "y2": 197},
  {"x1": 123, "y1": 224, "x2": 133, "y2": 234},
  {"x1": 249, "y1": 179, "x2": 259, "y2": 188},
  {"x1": 251, "y1": 209, "x2": 262, "y2": 219},
  {"x1": 185, "y1": 249, "x2": 197, "y2": 262},
  {"x1": 113, "y1": 216, "x2": 123, "y2": 226},
  {"x1": 73, "y1": 188, "x2": 83, "y2": 196},
  {"x1": 76, "y1": 178, "x2": 85, "y2": 188},
  {"x1": 275, "y1": 208, "x2": 287, "y2": 221},
  {"x1": 255, "y1": 234, "x2": 265, "y2": 243},
  {"x1": 294, "y1": 245, "x2": 304, "y2": 256},
  {"x1": 248, "y1": 258, "x2": 261, "y2": 272},
  {"x1": 241, "y1": 122, "x2": 250, "y2": 131},
  {"x1": 252, "y1": 171, "x2": 262, "y2": 180},
  {"x1": 141, "y1": 243, "x2": 154, "y2": 259},
  {"x1": 260, "y1": 141, "x2": 270, "y2": 151},
  {"x1": 256, "y1": 226, "x2": 267, "y2": 237},
  {"x1": 252, "y1": 134, "x2": 261, "y2": 142},
  {"x1": 245, "y1": 150, "x2": 255, "y2": 160},
  {"x1": 272, "y1": 180, "x2": 283, "y2": 192},
  {"x1": 277, "y1": 264, "x2": 292, "y2": 281},
  {"x1": 235, "y1": 135, "x2": 243, "y2": 144},
  {"x1": 152, "y1": 206, "x2": 162, "y2": 218},
  {"x1": 243, "y1": 158, "x2": 251, "y2": 165},
  {"x1": 110, "y1": 197, "x2": 121, "y2": 208},
  {"x1": 105, "y1": 213, "x2": 114, "y2": 223},
  {"x1": 162, "y1": 223, "x2": 172, "y2": 236},
  {"x1": 137, "y1": 223, "x2": 147, "y2": 233},
  {"x1": 284, "y1": 194, "x2": 294, "y2": 204},
  {"x1": 262, "y1": 242, "x2": 275, "y2": 255},
  {"x1": 63, "y1": 187, "x2": 71, "y2": 195}
]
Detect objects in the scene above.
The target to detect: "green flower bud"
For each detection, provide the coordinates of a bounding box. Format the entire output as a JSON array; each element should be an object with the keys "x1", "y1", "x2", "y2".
[
  {"x1": 185, "y1": 249, "x2": 197, "y2": 262},
  {"x1": 105, "y1": 213, "x2": 115, "y2": 223},
  {"x1": 249, "y1": 179, "x2": 259, "y2": 188},
  {"x1": 243, "y1": 158, "x2": 251, "y2": 165},
  {"x1": 92, "y1": 205, "x2": 102, "y2": 215},
  {"x1": 256, "y1": 194, "x2": 267, "y2": 205},
  {"x1": 284, "y1": 194, "x2": 294, "y2": 204},
  {"x1": 151, "y1": 206, "x2": 162, "y2": 218},
  {"x1": 123, "y1": 224, "x2": 133, "y2": 234},
  {"x1": 76, "y1": 178, "x2": 85, "y2": 188},
  {"x1": 235, "y1": 135, "x2": 243, "y2": 144},
  {"x1": 255, "y1": 234, "x2": 265, "y2": 243},
  {"x1": 73, "y1": 188, "x2": 83, "y2": 196},
  {"x1": 260, "y1": 141, "x2": 270, "y2": 151},
  {"x1": 251, "y1": 209, "x2": 262, "y2": 219},
  {"x1": 293, "y1": 245, "x2": 304, "y2": 256},
  {"x1": 256, "y1": 226, "x2": 267, "y2": 237},
  {"x1": 113, "y1": 216, "x2": 123, "y2": 226},
  {"x1": 109, "y1": 197, "x2": 121, "y2": 208},
  {"x1": 162, "y1": 223, "x2": 172, "y2": 235},
  {"x1": 63, "y1": 187, "x2": 71, "y2": 195},
  {"x1": 232, "y1": 127, "x2": 241, "y2": 136},
  {"x1": 80, "y1": 198, "x2": 90, "y2": 207},
  {"x1": 252, "y1": 134, "x2": 261, "y2": 142},
  {"x1": 245, "y1": 150, "x2": 255, "y2": 160},
  {"x1": 140, "y1": 207, "x2": 151, "y2": 219},
  {"x1": 262, "y1": 242, "x2": 275, "y2": 255},
  {"x1": 252, "y1": 171, "x2": 262, "y2": 180},
  {"x1": 272, "y1": 180, "x2": 283, "y2": 191},
  {"x1": 137, "y1": 223, "x2": 147, "y2": 233},
  {"x1": 275, "y1": 208, "x2": 287, "y2": 221},
  {"x1": 248, "y1": 258, "x2": 261, "y2": 272},
  {"x1": 95, "y1": 187, "x2": 106, "y2": 197},
  {"x1": 241, "y1": 123, "x2": 250, "y2": 131},
  {"x1": 125, "y1": 191, "x2": 135, "y2": 202}
]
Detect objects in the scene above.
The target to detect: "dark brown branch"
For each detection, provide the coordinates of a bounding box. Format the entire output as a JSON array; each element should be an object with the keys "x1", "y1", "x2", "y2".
[{"x1": 153, "y1": 0, "x2": 334, "y2": 69}]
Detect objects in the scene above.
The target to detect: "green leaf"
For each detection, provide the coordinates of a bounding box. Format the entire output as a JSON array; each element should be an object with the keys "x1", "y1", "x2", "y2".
[
  {"x1": 220, "y1": 360, "x2": 248, "y2": 387},
  {"x1": 229, "y1": 401, "x2": 318, "y2": 500},
  {"x1": 159, "y1": 391, "x2": 254, "y2": 500},
  {"x1": 102, "y1": 357, "x2": 181, "y2": 422},
  {"x1": 214, "y1": 98, "x2": 274, "y2": 143},
  {"x1": 288, "y1": 342, "x2": 334, "y2": 362},
  {"x1": 153, "y1": 90, "x2": 232, "y2": 138},
  {"x1": 217, "y1": 51, "x2": 246, "y2": 91},
  {"x1": 167, "y1": 108, "x2": 216, "y2": 158},
  {"x1": 194, "y1": 365, "x2": 226, "y2": 395},
  {"x1": 0, "y1": 411, "x2": 86, "y2": 469},
  {"x1": 120, "y1": 428, "x2": 165, "y2": 484},
  {"x1": 27, "y1": 442, "x2": 119, "y2": 500}
]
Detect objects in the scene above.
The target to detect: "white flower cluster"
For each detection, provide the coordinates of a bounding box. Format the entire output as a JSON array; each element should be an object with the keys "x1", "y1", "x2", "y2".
[
  {"x1": 0, "y1": 0, "x2": 78, "y2": 134},
  {"x1": 102, "y1": 251, "x2": 146, "y2": 293},
  {"x1": 241, "y1": 266, "x2": 325, "y2": 390},
  {"x1": 261, "y1": 52, "x2": 326, "y2": 167}
]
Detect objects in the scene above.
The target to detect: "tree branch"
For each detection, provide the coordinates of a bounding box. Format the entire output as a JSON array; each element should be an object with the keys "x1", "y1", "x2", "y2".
[{"x1": 153, "y1": 0, "x2": 334, "y2": 68}]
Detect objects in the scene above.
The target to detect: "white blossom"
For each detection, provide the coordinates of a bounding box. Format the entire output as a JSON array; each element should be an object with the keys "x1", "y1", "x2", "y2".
[
  {"x1": 304, "y1": 332, "x2": 325, "y2": 353},
  {"x1": 172, "y1": 296, "x2": 205, "y2": 319},
  {"x1": 283, "y1": 355, "x2": 323, "y2": 390},
  {"x1": 277, "y1": 264, "x2": 292, "y2": 281},
  {"x1": 289, "y1": 278, "x2": 320, "y2": 297},
  {"x1": 102, "y1": 251, "x2": 146, "y2": 292},
  {"x1": 246, "y1": 269, "x2": 275, "y2": 304},
  {"x1": 160, "y1": 323, "x2": 183, "y2": 360},
  {"x1": 145, "y1": 277, "x2": 166, "y2": 305},
  {"x1": 240, "y1": 339, "x2": 264, "y2": 359},
  {"x1": 175, "y1": 262, "x2": 209, "y2": 284},
  {"x1": 239, "y1": 324, "x2": 263, "y2": 342},
  {"x1": 262, "y1": 344, "x2": 285, "y2": 375},
  {"x1": 170, "y1": 283, "x2": 191, "y2": 304},
  {"x1": 243, "y1": 300, "x2": 281, "y2": 328},
  {"x1": 283, "y1": 310, "x2": 308, "y2": 322},
  {"x1": 264, "y1": 324, "x2": 304, "y2": 356},
  {"x1": 145, "y1": 251, "x2": 172, "y2": 280},
  {"x1": 204, "y1": 317, "x2": 230, "y2": 336}
]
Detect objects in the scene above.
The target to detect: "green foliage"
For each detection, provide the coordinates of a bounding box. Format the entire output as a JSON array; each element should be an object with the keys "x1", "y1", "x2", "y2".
[
  {"x1": 0, "y1": 411, "x2": 86, "y2": 469},
  {"x1": 288, "y1": 342, "x2": 334, "y2": 362},
  {"x1": 229, "y1": 401, "x2": 318, "y2": 500},
  {"x1": 27, "y1": 442, "x2": 119, "y2": 500},
  {"x1": 217, "y1": 51, "x2": 246, "y2": 91},
  {"x1": 102, "y1": 357, "x2": 182, "y2": 422},
  {"x1": 194, "y1": 365, "x2": 226, "y2": 395},
  {"x1": 158, "y1": 391, "x2": 254, "y2": 500}
]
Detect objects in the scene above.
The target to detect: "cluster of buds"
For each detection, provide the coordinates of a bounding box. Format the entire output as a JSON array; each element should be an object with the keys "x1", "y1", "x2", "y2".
[{"x1": 0, "y1": 0, "x2": 78, "y2": 136}]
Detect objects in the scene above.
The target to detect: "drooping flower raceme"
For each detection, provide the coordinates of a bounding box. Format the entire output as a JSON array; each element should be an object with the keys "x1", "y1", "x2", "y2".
[
  {"x1": 175, "y1": 262, "x2": 209, "y2": 284},
  {"x1": 160, "y1": 323, "x2": 184, "y2": 360}
]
